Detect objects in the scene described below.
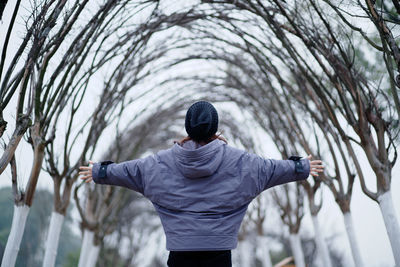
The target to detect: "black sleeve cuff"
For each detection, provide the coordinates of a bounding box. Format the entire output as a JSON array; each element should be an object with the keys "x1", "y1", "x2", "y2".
[
  {"x1": 98, "y1": 161, "x2": 114, "y2": 179},
  {"x1": 289, "y1": 156, "x2": 304, "y2": 173}
]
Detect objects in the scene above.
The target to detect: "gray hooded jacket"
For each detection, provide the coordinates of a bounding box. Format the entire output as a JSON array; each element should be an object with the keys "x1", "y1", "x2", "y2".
[{"x1": 92, "y1": 139, "x2": 310, "y2": 251}]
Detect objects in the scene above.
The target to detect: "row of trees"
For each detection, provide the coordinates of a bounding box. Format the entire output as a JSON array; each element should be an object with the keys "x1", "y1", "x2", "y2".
[
  {"x1": 0, "y1": 0, "x2": 210, "y2": 266},
  {"x1": 174, "y1": 0, "x2": 399, "y2": 266},
  {"x1": 1, "y1": 0, "x2": 399, "y2": 266}
]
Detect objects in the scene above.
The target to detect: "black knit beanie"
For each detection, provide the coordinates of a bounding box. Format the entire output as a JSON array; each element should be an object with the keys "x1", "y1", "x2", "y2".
[{"x1": 185, "y1": 101, "x2": 219, "y2": 142}]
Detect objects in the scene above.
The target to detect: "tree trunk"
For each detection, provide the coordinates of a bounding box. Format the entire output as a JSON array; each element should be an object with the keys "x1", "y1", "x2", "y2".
[
  {"x1": 78, "y1": 229, "x2": 95, "y2": 267},
  {"x1": 377, "y1": 190, "x2": 400, "y2": 265},
  {"x1": 311, "y1": 215, "x2": 332, "y2": 267},
  {"x1": 238, "y1": 239, "x2": 253, "y2": 267},
  {"x1": 42, "y1": 212, "x2": 65, "y2": 267},
  {"x1": 0, "y1": 116, "x2": 30, "y2": 175},
  {"x1": 0, "y1": 1, "x2": 7, "y2": 21},
  {"x1": 289, "y1": 233, "x2": 305, "y2": 267},
  {"x1": 256, "y1": 236, "x2": 272, "y2": 267},
  {"x1": 86, "y1": 244, "x2": 100, "y2": 267},
  {"x1": 24, "y1": 142, "x2": 45, "y2": 207},
  {"x1": 1, "y1": 205, "x2": 30, "y2": 267},
  {"x1": 343, "y1": 211, "x2": 365, "y2": 266}
]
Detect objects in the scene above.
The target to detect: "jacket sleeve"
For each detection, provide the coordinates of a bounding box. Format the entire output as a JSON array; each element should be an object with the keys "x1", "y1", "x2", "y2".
[
  {"x1": 257, "y1": 157, "x2": 310, "y2": 191},
  {"x1": 92, "y1": 156, "x2": 155, "y2": 194},
  {"x1": 240, "y1": 152, "x2": 310, "y2": 193}
]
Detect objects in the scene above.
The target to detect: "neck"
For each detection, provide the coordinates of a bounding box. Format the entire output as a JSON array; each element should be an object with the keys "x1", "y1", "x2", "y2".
[{"x1": 198, "y1": 141, "x2": 207, "y2": 146}]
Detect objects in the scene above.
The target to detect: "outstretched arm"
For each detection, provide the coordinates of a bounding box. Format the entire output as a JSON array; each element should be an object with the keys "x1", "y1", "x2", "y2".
[
  {"x1": 260, "y1": 154, "x2": 323, "y2": 190},
  {"x1": 79, "y1": 156, "x2": 156, "y2": 194}
]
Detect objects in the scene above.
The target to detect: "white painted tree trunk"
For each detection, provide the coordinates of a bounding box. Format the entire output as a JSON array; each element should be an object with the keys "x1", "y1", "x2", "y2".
[
  {"x1": 42, "y1": 212, "x2": 65, "y2": 267},
  {"x1": 378, "y1": 191, "x2": 400, "y2": 266},
  {"x1": 256, "y1": 236, "x2": 272, "y2": 267},
  {"x1": 1, "y1": 205, "x2": 30, "y2": 267},
  {"x1": 232, "y1": 246, "x2": 240, "y2": 267},
  {"x1": 289, "y1": 233, "x2": 305, "y2": 267},
  {"x1": 78, "y1": 229, "x2": 95, "y2": 267},
  {"x1": 86, "y1": 244, "x2": 100, "y2": 267},
  {"x1": 311, "y1": 215, "x2": 332, "y2": 267},
  {"x1": 239, "y1": 239, "x2": 253, "y2": 267},
  {"x1": 343, "y1": 211, "x2": 364, "y2": 267}
]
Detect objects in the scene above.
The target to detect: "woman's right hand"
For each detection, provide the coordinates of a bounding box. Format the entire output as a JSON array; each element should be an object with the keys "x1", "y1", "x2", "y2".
[{"x1": 79, "y1": 160, "x2": 94, "y2": 183}]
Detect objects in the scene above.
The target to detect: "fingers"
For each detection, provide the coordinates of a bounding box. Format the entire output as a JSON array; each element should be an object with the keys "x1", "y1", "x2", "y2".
[
  {"x1": 310, "y1": 165, "x2": 324, "y2": 171},
  {"x1": 79, "y1": 170, "x2": 92, "y2": 176},
  {"x1": 301, "y1": 156, "x2": 325, "y2": 177},
  {"x1": 310, "y1": 168, "x2": 324, "y2": 176},
  {"x1": 302, "y1": 155, "x2": 324, "y2": 176},
  {"x1": 309, "y1": 159, "x2": 324, "y2": 177},
  {"x1": 79, "y1": 166, "x2": 91, "y2": 170},
  {"x1": 310, "y1": 166, "x2": 324, "y2": 176},
  {"x1": 79, "y1": 169, "x2": 91, "y2": 176},
  {"x1": 310, "y1": 168, "x2": 324, "y2": 172},
  {"x1": 79, "y1": 161, "x2": 94, "y2": 170},
  {"x1": 79, "y1": 173, "x2": 93, "y2": 183},
  {"x1": 80, "y1": 176, "x2": 93, "y2": 183},
  {"x1": 310, "y1": 168, "x2": 324, "y2": 174},
  {"x1": 310, "y1": 161, "x2": 324, "y2": 168},
  {"x1": 78, "y1": 161, "x2": 94, "y2": 183},
  {"x1": 310, "y1": 160, "x2": 322, "y2": 165}
]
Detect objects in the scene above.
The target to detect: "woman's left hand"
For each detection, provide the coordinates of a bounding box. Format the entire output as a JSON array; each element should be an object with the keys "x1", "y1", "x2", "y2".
[
  {"x1": 79, "y1": 160, "x2": 94, "y2": 183},
  {"x1": 306, "y1": 155, "x2": 324, "y2": 177}
]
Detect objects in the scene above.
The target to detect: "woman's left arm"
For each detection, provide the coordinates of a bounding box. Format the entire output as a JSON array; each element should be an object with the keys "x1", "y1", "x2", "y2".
[{"x1": 259, "y1": 154, "x2": 324, "y2": 190}]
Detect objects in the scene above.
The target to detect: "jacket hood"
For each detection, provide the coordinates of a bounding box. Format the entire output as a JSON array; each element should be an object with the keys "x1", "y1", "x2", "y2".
[{"x1": 172, "y1": 139, "x2": 225, "y2": 179}]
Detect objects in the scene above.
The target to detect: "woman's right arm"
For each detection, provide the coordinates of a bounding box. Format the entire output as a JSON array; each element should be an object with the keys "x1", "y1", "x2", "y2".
[{"x1": 79, "y1": 156, "x2": 155, "y2": 194}]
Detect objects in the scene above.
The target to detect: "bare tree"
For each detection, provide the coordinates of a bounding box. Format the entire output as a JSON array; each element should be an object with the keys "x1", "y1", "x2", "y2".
[
  {"x1": 1, "y1": 1, "x2": 100, "y2": 265},
  {"x1": 243, "y1": 195, "x2": 274, "y2": 267},
  {"x1": 1, "y1": 2, "x2": 214, "y2": 266},
  {"x1": 271, "y1": 184, "x2": 306, "y2": 267},
  {"x1": 74, "y1": 99, "x2": 188, "y2": 266},
  {"x1": 189, "y1": 1, "x2": 399, "y2": 264},
  {"x1": 41, "y1": 2, "x2": 177, "y2": 264}
]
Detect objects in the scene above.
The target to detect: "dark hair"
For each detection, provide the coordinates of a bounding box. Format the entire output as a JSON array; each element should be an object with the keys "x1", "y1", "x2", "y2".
[
  {"x1": 185, "y1": 101, "x2": 218, "y2": 142},
  {"x1": 176, "y1": 133, "x2": 227, "y2": 146}
]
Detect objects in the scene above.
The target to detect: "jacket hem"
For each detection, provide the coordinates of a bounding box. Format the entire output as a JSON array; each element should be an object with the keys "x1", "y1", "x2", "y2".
[{"x1": 165, "y1": 234, "x2": 237, "y2": 251}]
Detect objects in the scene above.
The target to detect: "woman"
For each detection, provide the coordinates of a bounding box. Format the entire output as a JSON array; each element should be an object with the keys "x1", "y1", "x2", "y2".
[{"x1": 79, "y1": 101, "x2": 324, "y2": 267}]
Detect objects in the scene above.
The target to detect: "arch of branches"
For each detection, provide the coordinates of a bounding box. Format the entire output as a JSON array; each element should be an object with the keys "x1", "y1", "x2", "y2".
[{"x1": 0, "y1": 0, "x2": 399, "y2": 267}]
